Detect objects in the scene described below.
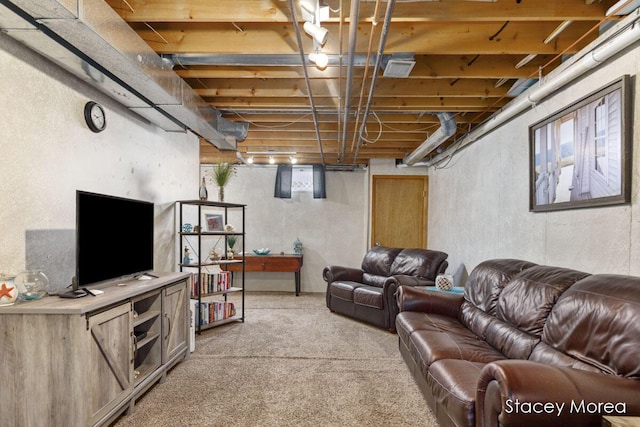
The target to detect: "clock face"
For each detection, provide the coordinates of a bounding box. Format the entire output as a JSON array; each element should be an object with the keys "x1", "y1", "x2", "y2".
[{"x1": 84, "y1": 101, "x2": 106, "y2": 133}]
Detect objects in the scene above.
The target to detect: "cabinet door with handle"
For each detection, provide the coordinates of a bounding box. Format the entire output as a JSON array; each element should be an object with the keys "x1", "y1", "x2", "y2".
[
  {"x1": 87, "y1": 302, "x2": 133, "y2": 425},
  {"x1": 163, "y1": 280, "x2": 189, "y2": 364}
]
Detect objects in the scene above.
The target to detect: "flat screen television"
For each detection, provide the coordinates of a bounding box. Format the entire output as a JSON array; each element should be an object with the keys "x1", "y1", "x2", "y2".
[{"x1": 75, "y1": 190, "x2": 154, "y2": 288}]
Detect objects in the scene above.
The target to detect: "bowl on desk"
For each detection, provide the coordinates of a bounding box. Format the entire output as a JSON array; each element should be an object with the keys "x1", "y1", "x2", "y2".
[{"x1": 253, "y1": 248, "x2": 271, "y2": 256}]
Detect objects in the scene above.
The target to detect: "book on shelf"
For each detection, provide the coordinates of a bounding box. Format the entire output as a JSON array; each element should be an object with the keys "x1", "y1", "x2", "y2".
[
  {"x1": 190, "y1": 271, "x2": 231, "y2": 296},
  {"x1": 193, "y1": 301, "x2": 236, "y2": 326}
]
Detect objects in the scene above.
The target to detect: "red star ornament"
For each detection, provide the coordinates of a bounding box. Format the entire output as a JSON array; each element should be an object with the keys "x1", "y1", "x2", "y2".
[{"x1": 0, "y1": 282, "x2": 16, "y2": 299}]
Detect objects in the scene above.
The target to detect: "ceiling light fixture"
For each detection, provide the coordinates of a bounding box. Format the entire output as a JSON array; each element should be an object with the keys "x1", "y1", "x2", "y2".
[
  {"x1": 269, "y1": 155, "x2": 275, "y2": 164},
  {"x1": 304, "y1": 22, "x2": 329, "y2": 45},
  {"x1": 309, "y1": 51, "x2": 329, "y2": 69},
  {"x1": 290, "y1": 156, "x2": 298, "y2": 164},
  {"x1": 301, "y1": 0, "x2": 330, "y2": 70},
  {"x1": 247, "y1": 156, "x2": 254, "y2": 164}
]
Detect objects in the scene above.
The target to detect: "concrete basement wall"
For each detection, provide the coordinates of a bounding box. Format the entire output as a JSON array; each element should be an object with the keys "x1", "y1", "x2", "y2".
[
  {"x1": 0, "y1": 33, "x2": 200, "y2": 292},
  {"x1": 199, "y1": 165, "x2": 368, "y2": 294},
  {"x1": 428, "y1": 44, "x2": 640, "y2": 282}
]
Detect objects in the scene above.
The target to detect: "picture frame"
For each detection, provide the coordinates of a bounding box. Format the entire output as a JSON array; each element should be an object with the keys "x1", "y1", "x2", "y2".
[
  {"x1": 205, "y1": 213, "x2": 224, "y2": 231},
  {"x1": 529, "y1": 75, "x2": 632, "y2": 212}
]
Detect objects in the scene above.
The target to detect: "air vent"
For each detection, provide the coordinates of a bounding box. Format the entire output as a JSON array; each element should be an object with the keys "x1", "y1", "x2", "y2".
[{"x1": 383, "y1": 59, "x2": 415, "y2": 78}]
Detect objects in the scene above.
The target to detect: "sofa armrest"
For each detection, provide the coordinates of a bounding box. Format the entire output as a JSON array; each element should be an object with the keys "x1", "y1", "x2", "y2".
[
  {"x1": 395, "y1": 285, "x2": 464, "y2": 318},
  {"x1": 477, "y1": 360, "x2": 640, "y2": 427},
  {"x1": 322, "y1": 265, "x2": 363, "y2": 284}
]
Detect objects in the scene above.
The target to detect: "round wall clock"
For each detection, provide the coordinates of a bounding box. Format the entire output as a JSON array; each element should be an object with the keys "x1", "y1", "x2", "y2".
[{"x1": 84, "y1": 101, "x2": 106, "y2": 133}]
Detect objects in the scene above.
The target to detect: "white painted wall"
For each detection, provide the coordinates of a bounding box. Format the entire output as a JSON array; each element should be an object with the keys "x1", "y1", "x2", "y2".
[
  {"x1": 428, "y1": 44, "x2": 640, "y2": 283},
  {"x1": 0, "y1": 34, "x2": 200, "y2": 291},
  {"x1": 198, "y1": 165, "x2": 368, "y2": 293}
]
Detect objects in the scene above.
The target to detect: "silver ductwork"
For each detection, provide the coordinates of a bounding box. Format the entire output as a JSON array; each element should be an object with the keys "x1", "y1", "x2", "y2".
[
  {"x1": 403, "y1": 112, "x2": 456, "y2": 166},
  {"x1": 0, "y1": 0, "x2": 248, "y2": 148},
  {"x1": 425, "y1": 12, "x2": 640, "y2": 167}
]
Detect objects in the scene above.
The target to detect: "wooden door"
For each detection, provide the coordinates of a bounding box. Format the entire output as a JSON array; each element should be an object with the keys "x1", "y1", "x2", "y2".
[{"x1": 371, "y1": 175, "x2": 428, "y2": 248}]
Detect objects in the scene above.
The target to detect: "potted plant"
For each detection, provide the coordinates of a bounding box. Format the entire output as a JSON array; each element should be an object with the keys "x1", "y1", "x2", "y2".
[{"x1": 208, "y1": 163, "x2": 236, "y2": 202}]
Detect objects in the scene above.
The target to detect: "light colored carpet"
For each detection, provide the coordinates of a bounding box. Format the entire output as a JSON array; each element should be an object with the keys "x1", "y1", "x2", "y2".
[{"x1": 113, "y1": 292, "x2": 438, "y2": 427}]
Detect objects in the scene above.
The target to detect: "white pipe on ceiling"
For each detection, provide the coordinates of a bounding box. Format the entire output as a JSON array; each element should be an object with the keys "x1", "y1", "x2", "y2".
[{"x1": 421, "y1": 13, "x2": 640, "y2": 167}]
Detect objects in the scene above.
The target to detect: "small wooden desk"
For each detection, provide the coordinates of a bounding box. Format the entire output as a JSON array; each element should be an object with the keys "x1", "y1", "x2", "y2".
[{"x1": 225, "y1": 254, "x2": 304, "y2": 296}]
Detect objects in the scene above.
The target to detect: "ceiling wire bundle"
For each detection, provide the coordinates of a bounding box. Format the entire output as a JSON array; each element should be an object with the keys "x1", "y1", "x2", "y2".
[{"x1": 352, "y1": 0, "x2": 397, "y2": 167}]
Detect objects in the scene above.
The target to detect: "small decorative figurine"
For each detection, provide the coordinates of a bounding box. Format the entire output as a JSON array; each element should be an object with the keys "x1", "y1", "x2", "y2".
[
  {"x1": 199, "y1": 177, "x2": 208, "y2": 200},
  {"x1": 293, "y1": 237, "x2": 303, "y2": 255},
  {"x1": 182, "y1": 246, "x2": 192, "y2": 265}
]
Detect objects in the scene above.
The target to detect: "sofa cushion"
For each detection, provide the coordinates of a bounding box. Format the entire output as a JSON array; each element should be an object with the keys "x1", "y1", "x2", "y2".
[
  {"x1": 481, "y1": 265, "x2": 590, "y2": 359},
  {"x1": 541, "y1": 274, "x2": 640, "y2": 379},
  {"x1": 427, "y1": 360, "x2": 486, "y2": 427},
  {"x1": 361, "y1": 246, "x2": 402, "y2": 276},
  {"x1": 329, "y1": 281, "x2": 362, "y2": 302},
  {"x1": 396, "y1": 311, "x2": 480, "y2": 366},
  {"x1": 528, "y1": 342, "x2": 604, "y2": 374},
  {"x1": 463, "y1": 259, "x2": 538, "y2": 316},
  {"x1": 390, "y1": 248, "x2": 448, "y2": 279},
  {"x1": 409, "y1": 329, "x2": 505, "y2": 377},
  {"x1": 353, "y1": 286, "x2": 384, "y2": 309},
  {"x1": 362, "y1": 273, "x2": 389, "y2": 288}
]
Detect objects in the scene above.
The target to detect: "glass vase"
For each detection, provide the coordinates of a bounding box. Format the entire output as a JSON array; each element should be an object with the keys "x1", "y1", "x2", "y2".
[
  {"x1": 16, "y1": 270, "x2": 49, "y2": 301},
  {"x1": 0, "y1": 274, "x2": 18, "y2": 306}
]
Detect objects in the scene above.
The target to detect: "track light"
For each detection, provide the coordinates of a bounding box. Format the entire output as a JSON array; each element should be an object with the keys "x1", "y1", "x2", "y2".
[
  {"x1": 303, "y1": 21, "x2": 329, "y2": 46},
  {"x1": 309, "y1": 51, "x2": 329, "y2": 69},
  {"x1": 247, "y1": 156, "x2": 254, "y2": 164},
  {"x1": 290, "y1": 156, "x2": 297, "y2": 164},
  {"x1": 300, "y1": 0, "x2": 316, "y2": 21},
  {"x1": 269, "y1": 155, "x2": 275, "y2": 164}
]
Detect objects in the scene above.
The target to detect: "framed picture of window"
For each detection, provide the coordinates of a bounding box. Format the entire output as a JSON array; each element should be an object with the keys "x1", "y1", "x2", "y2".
[{"x1": 529, "y1": 75, "x2": 632, "y2": 212}]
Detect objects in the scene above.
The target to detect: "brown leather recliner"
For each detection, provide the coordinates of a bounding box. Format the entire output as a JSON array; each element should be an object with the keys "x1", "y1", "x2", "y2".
[{"x1": 323, "y1": 245, "x2": 448, "y2": 331}]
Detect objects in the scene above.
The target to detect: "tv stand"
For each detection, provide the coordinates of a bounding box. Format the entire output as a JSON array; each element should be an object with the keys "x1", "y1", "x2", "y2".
[{"x1": 0, "y1": 272, "x2": 191, "y2": 427}]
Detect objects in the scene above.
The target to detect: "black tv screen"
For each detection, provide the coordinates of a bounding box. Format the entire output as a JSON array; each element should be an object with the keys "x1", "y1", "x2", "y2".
[{"x1": 76, "y1": 191, "x2": 154, "y2": 287}]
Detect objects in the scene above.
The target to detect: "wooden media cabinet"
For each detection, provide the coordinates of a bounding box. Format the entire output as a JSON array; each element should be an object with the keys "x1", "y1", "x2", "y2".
[{"x1": 0, "y1": 272, "x2": 190, "y2": 427}]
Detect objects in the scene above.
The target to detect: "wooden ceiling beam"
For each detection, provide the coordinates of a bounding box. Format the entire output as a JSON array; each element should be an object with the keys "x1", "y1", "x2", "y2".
[
  {"x1": 222, "y1": 112, "x2": 486, "y2": 124},
  {"x1": 108, "y1": 0, "x2": 615, "y2": 23},
  {"x1": 130, "y1": 21, "x2": 598, "y2": 55},
  {"x1": 208, "y1": 96, "x2": 509, "y2": 110},
  {"x1": 175, "y1": 55, "x2": 556, "y2": 80},
  {"x1": 191, "y1": 78, "x2": 510, "y2": 98}
]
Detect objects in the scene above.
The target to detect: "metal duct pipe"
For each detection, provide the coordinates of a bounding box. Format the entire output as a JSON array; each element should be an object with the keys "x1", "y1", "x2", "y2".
[
  {"x1": 353, "y1": 0, "x2": 396, "y2": 166},
  {"x1": 339, "y1": 0, "x2": 360, "y2": 162},
  {"x1": 404, "y1": 112, "x2": 456, "y2": 166},
  {"x1": 216, "y1": 111, "x2": 248, "y2": 142},
  {"x1": 425, "y1": 13, "x2": 640, "y2": 167},
  {"x1": 0, "y1": 0, "x2": 239, "y2": 150},
  {"x1": 288, "y1": 0, "x2": 325, "y2": 165}
]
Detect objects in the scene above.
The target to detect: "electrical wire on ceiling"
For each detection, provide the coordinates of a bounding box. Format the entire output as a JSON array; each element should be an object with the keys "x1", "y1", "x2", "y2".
[
  {"x1": 230, "y1": 111, "x2": 314, "y2": 128},
  {"x1": 352, "y1": 0, "x2": 397, "y2": 167},
  {"x1": 348, "y1": 0, "x2": 384, "y2": 159}
]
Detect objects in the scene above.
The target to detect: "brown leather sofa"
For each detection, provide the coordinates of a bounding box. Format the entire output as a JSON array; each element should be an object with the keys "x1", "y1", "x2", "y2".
[
  {"x1": 323, "y1": 245, "x2": 448, "y2": 331},
  {"x1": 396, "y1": 258, "x2": 640, "y2": 427}
]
